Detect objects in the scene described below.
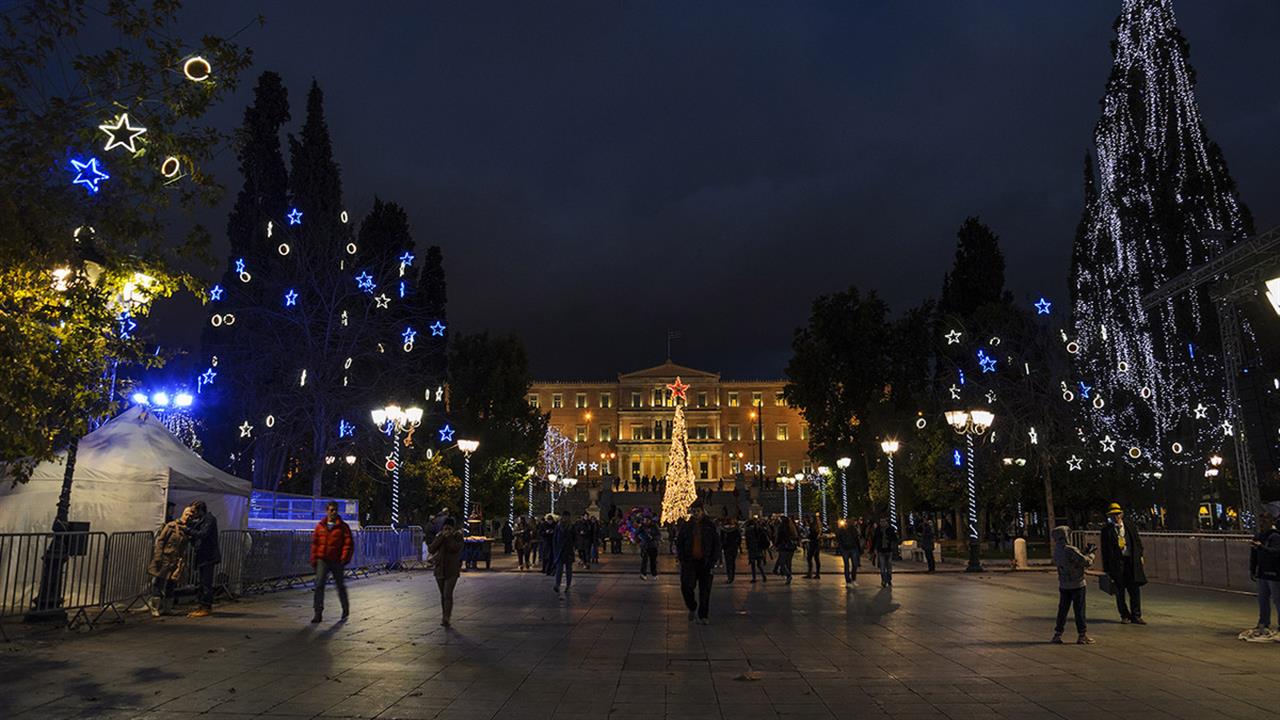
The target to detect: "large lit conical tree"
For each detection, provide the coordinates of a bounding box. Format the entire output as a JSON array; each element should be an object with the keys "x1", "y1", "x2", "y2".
[
  {"x1": 660, "y1": 377, "x2": 698, "y2": 523},
  {"x1": 1070, "y1": 0, "x2": 1252, "y2": 483}
]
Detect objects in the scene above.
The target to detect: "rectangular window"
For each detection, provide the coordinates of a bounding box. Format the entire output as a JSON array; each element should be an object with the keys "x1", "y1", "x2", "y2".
[
  {"x1": 730, "y1": 459, "x2": 741, "y2": 474},
  {"x1": 727, "y1": 424, "x2": 741, "y2": 442},
  {"x1": 552, "y1": 393, "x2": 563, "y2": 409},
  {"x1": 652, "y1": 389, "x2": 663, "y2": 407},
  {"x1": 575, "y1": 393, "x2": 588, "y2": 409},
  {"x1": 601, "y1": 460, "x2": 611, "y2": 475},
  {"x1": 575, "y1": 425, "x2": 586, "y2": 443},
  {"x1": 751, "y1": 391, "x2": 763, "y2": 407},
  {"x1": 696, "y1": 391, "x2": 707, "y2": 408},
  {"x1": 654, "y1": 420, "x2": 663, "y2": 440},
  {"x1": 777, "y1": 460, "x2": 790, "y2": 475},
  {"x1": 774, "y1": 391, "x2": 786, "y2": 407},
  {"x1": 753, "y1": 425, "x2": 761, "y2": 441},
  {"x1": 527, "y1": 394, "x2": 540, "y2": 408},
  {"x1": 800, "y1": 424, "x2": 809, "y2": 440},
  {"x1": 699, "y1": 461, "x2": 709, "y2": 479},
  {"x1": 631, "y1": 425, "x2": 645, "y2": 441},
  {"x1": 691, "y1": 425, "x2": 709, "y2": 440},
  {"x1": 727, "y1": 391, "x2": 740, "y2": 407},
  {"x1": 803, "y1": 460, "x2": 812, "y2": 474},
  {"x1": 776, "y1": 424, "x2": 789, "y2": 441},
  {"x1": 631, "y1": 392, "x2": 642, "y2": 408},
  {"x1": 600, "y1": 392, "x2": 612, "y2": 409},
  {"x1": 631, "y1": 461, "x2": 641, "y2": 478},
  {"x1": 599, "y1": 426, "x2": 612, "y2": 442}
]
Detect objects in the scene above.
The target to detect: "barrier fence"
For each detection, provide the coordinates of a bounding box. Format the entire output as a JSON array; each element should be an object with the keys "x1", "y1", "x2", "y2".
[
  {"x1": 1070, "y1": 530, "x2": 1257, "y2": 592},
  {"x1": 0, "y1": 525, "x2": 423, "y2": 634}
]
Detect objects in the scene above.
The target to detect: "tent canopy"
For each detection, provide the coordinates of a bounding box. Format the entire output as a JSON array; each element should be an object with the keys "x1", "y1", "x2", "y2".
[{"x1": 0, "y1": 407, "x2": 250, "y2": 535}]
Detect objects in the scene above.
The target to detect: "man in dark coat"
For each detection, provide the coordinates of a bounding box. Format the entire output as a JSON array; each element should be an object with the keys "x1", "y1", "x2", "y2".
[
  {"x1": 676, "y1": 499, "x2": 721, "y2": 624},
  {"x1": 920, "y1": 520, "x2": 937, "y2": 573},
  {"x1": 871, "y1": 517, "x2": 899, "y2": 588},
  {"x1": 834, "y1": 518, "x2": 862, "y2": 587},
  {"x1": 745, "y1": 517, "x2": 770, "y2": 583},
  {"x1": 552, "y1": 513, "x2": 579, "y2": 596},
  {"x1": 182, "y1": 500, "x2": 220, "y2": 617},
  {"x1": 429, "y1": 517, "x2": 464, "y2": 627},
  {"x1": 1100, "y1": 503, "x2": 1147, "y2": 624},
  {"x1": 539, "y1": 514, "x2": 557, "y2": 575},
  {"x1": 720, "y1": 518, "x2": 742, "y2": 583}
]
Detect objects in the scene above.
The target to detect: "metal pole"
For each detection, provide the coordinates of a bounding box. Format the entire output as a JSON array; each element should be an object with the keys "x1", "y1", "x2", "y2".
[
  {"x1": 840, "y1": 468, "x2": 848, "y2": 520},
  {"x1": 887, "y1": 455, "x2": 898, "y2": 533},
  {"x1": 463, "y1": 452, "x2": 472, "y2": 525},
  {"x1": 508, "y1": 481, "x2": 515, "y2": 528},
  {"x1": 528, "y1": 476, "x2": 534, "y2": 518},
  {"x1": 819, "y1": 477, "x2": 827, "y2": 528},
  {"x1": 1217, "y1": 300, "x2": 1262, "y2": 528},
  {"x1": 391, "y1": 426, "x2": 401, "y2": 527},
  {"x1": 965, "y1": 432, "x2": 983, "y2": 572},
  {"x1": 797, "y1": 480, "x2": 803, "y2": 519},
  {"x1": 783, "y1": 484, "x2": 789, "y2": 516}
]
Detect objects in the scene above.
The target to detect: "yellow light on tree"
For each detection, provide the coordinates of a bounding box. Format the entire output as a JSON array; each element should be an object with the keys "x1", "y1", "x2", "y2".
[{"x1": 660, "y1": 376, "x2": 698, "y2": 523}]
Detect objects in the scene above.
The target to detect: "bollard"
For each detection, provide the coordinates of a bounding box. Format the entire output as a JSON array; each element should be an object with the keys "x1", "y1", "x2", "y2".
[{"x1": 1013, "y1": 537, "x2": 1028, "y2": 570}]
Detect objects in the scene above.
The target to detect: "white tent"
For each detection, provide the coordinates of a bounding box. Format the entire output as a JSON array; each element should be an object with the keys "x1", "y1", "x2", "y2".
[{"x1": 0, "y1": 406, "x2": 251, "y2": 535}]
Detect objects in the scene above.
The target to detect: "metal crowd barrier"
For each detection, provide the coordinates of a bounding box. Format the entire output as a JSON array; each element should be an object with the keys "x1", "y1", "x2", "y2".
[
  {"x1": 0, "y1": 525, "x2": 424, "y2": 636},
  {"x1": 1069, "y1": 530, "x2": 1257, "y2": 592}
]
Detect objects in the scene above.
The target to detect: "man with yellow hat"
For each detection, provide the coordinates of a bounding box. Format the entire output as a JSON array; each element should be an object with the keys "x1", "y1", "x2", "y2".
[{"x1": 1100, "y1": 502, "x2": 1147, "y2": 624}]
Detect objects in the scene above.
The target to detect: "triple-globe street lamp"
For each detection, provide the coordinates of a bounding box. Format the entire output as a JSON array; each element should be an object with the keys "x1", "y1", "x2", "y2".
[
  {"x1": 944, "y1": 408, "x2": 994, "y2": 572},
  {"x1": 371, "y1": 404, "x2": 423, "y2": 527}
]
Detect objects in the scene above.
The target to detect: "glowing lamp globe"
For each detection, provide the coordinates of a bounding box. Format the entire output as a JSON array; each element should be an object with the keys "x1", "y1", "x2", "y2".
[{"x1": 836, "y1": 457, "x2": 852, "y2": 470}]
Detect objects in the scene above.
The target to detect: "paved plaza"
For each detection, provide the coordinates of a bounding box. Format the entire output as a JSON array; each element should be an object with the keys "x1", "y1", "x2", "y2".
[{"x1": 1, "y1": 556, "x2": 1275, "y2": 720}]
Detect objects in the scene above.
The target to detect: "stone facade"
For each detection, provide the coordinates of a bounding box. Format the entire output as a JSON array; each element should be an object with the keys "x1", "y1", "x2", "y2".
[{"x1": 528, "y1": 360, "x2": 811, "y2": 483}]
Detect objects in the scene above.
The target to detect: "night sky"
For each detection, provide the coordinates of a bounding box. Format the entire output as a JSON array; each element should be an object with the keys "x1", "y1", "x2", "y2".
[{"x1": 154, "y1": 1, "x2": 1280, "y2": 381}]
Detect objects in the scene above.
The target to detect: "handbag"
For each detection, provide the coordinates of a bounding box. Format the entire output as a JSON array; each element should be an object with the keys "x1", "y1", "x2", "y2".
[{"x1": 1098, "y1": 574, "x2": 1114, "y2": 595}]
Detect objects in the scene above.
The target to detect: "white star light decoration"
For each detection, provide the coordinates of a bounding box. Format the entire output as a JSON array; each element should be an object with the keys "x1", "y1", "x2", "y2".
[
  {"x1": 984, "y1": 390, "x2": 997, "y2": 404},
  {"x1": 589, "y1": 462, "x2": 599, "y2": 472},
  {"x1": 99, "y1": 113, "x2": 147, "y2": 153},
  {"x1": 577, "y1": 462, "x2": 587, "y2": 473},
  {"x1": 1028, "y1": 427, "x2": 1038, "y2": 445},
  {"x1": 374, "y1": 293, "x2": 391, "y2": 309},
  {"x1": 945, "y1": 329, "x2": 962, "y2": 345},
  {"x1": 1222, "y1": 421, "x2": 1234, "y2": 436},
  {"x1": 948, "y1": 384, "x2": 961, "y2": 400},
  {"x1": 238, "y1": 421, "x2": 253, "y2": 438},
  {"x1": 1193, "y1": 403, "x2": 1208, "y2": 419},
  {"x1": 1100, "y1": 435, "x2": 1117, "y2": 453},
  {"x1": 1067, "y1": 455, "x2": 1083, "y2": 471}
]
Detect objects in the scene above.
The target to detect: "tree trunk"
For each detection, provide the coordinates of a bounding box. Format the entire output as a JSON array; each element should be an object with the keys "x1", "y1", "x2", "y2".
[
  {"x1": 54, "y1": 436, "x2": 79, "y2": 528},
  {"x1": 1040, "y1": 454, "x2": 1057, "y2": 532}
]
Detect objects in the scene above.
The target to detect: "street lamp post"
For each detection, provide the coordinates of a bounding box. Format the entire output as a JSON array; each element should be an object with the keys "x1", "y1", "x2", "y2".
[
  {"x1": 817, "y1": 466, "x2": 831, "y2": 529},
  {"x1": 457, "y1": 439, "x2": 480, "y2": 525},
  {"x1": 837, "y1": 457, "x2": 851, "y2": 520},
  {"x1": 880, "y1": 440, "x2": 899, "y2": 533},
  {"x1": 793, "y1": 472, "x2": 805, "y2": 518},
  {"x1": 945, "y1": 409, "x2": 994, "y2": 573},
  {"x1": 548, "y1": 473, "x2": 559, "y2": 515},
  {"x1": 371, "y1": 404, "x2": 423, "y2": 528},
  {"x1": 779, "y1": 475, "x2": 795, "y2": 516}
]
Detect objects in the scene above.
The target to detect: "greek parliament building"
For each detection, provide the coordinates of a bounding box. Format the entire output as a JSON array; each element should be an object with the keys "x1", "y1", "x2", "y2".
[{"x1": 528, "y1": 360, "x2": 810, "y2": 482}]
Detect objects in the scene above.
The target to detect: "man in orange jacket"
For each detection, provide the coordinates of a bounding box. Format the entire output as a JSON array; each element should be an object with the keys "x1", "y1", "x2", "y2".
[{"x1": 311, "y1": 501, "x2": 354, "y2": 623}]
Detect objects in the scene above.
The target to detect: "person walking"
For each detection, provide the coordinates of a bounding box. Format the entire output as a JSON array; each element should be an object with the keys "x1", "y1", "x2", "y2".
[
  {"x1": 1243, "y1": 505, "x2": 1280, "y2": 641},
  {"x1": 182, "y1": 500, "x2": 220, "y2": 618},
  {"x1": 775, "y1": 515, "x2": 798, "y2": 585},
  {"x1": 720, "y1": 518, "x2": 742, "y2": 583},
  {"x1": 552, "y1": 512, "x2": 579, "y2": 597},
  {"x1": 429, "y1": 517, "x2": 464, "y2": 627},
  {"x1": 146, "y1": 505, "x2": 190, "y2": 617},
  {"x1": 514, "y1": 517, "x2": 533, "y2": 571},
  {"x1": 539, "y1": 514, "x2": 556, "y2": 575},
  {"x1": 310, "y1": 501, "x2": 354, "y2": 623},
  {"x1": 637, "y1": 515, "x2": 659, "y2": 579},
  {"x1": 1100, "y1": 503, "x2": 1147, "y2": 624},
  {"x1": 920, "y1": 519, "x2": 937, "y2": 573},
  {"x1": 834, "y1": 518, "x2": 861, "y2": 587},
  {"x1": 803, "y1": 513, "x2": 822, "y2": 579},
  {"x1": 872, "y1": 517, "x2": 898, "y2": 588},
  {"x1": 746, "y1": 517, "x2": 770, "y2": 583},
  {"x1": 1051, "y1": 525, "x2": 1096, "y2": 644},
  {"x1": 677, "y1": 499, "x2": 721, "y2": 624},
  {"x1": 501, "y1": 520, "x2": 514, "y2": 555}
]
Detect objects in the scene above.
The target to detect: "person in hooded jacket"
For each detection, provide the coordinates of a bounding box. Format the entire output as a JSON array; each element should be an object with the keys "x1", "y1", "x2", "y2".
[
  {"x1": 147, "y1": 504, "x2": 191, "y2": 616},
  {"x1": 429, "y1": 517, "x2": 464, "y2": 627},
  {"x1": 1051, "y1": 525, "x2": 1096, "y2": 645},
  {"x1": 1243, "y1": 505, "x2": 1280, "y2": 641},
  {"x1": 181, "y1": 500, "x2": 220, "y2": 618},
  {"x1": 310, "y1": 501, "x2": 354, "y2": 623}
]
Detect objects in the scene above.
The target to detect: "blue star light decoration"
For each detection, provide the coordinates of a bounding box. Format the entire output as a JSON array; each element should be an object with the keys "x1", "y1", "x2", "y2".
[
  {"x1": 430, "y1": 321, "x2": 446, "y2": 337},
  {"x1": 284, "y1": 288, "x2": 298, "y2": 307},
  {"x1": 287, "y1": 208, "x2": 303, "y2": 225},
  {"x1": 953, "y1": 449, "x2": 963, "y2": 467},
  {"x1": 398, "y1": 251, "x2": 415, "y2": 266},
  {"x1": 338, "y1": 419, "x2": 355, "y2": 438},
  {"x1": 1078, "y1": 381, "x2": 1093, "y2": 399},
  {"x1": 402, "y1": 326, "x2": 417, "y2": 345},
  {"x1": 117, "y1": 312, "x2": 136, "y2": 339},
  {"x1": 198, "y1": 368, "x2": 217, "y2": 389},
  {"x1": 354, "y1": 271, "x2": 376, "y2": 293},
  {"x1": 209, "y1": 284, "x2": 224, "y2": 301},
  {"x1": 70, "y1": 157, "x2": 110, "y2": 194},
  {"x1": 1034, "y1": 297, "x2": 1052, "y2": 315},
  {"x1": 234, "y1": 257, "x2": 246, "y2": 274},
  {"x1": 977, "y1": 349, "x2": 997, "y2": 373},
  {"x1": 438, "y1": 424, "x2": 455, "y2": 442}
]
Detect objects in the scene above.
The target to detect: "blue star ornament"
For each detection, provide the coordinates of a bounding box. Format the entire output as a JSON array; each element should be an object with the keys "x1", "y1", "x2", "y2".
[
  {"x1": 354, "y1": 271, "x2": 376, "y2": 292},
  {"x1": 284, "y1": 288, "x2": 298, "y2": 307},
  {"x1": 402, "y1": 326, "x2": 417, "y2": 344},
  {"x1": 977, "y1": 349, "x2": 997, "y2": 373},
  {"x1": 1034, "y1": 297, "x2": 1052, "y2": 315},
  {"x1": 287, "y1": 208, "x2": 303, "y2": 225},
  {"x1": 199, "y1": 368, "x2": 217, "y2": 386},
  {"x1": 71, "y1": 157, "x2": 110, "y2": 193},
  {"x1": 398, "y1": 251, "x2": 415, "y2": 266},
  {"x1": 430, "y1": 321, "x2": 446, "y2": 337},
  {"x1": 438, "y1": 424, "x2": 455, "y2": 442},
  {"x1": 209, "y1": 284, "x2": 223, "y2": 301}
]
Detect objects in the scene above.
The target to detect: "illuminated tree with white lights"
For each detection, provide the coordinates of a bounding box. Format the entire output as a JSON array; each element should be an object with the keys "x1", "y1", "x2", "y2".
[
  {"x1": 1070, "y1": 0, "x2": 1252, "y2": 490},
  {"x1": 660, "y1": 377, "x2": 698, "y2": 523}
]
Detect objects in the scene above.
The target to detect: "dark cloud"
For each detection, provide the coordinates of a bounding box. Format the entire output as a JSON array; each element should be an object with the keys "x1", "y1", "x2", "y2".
[{"x1": 160, "y1": 0, "x2": 1280, "y2": 380}]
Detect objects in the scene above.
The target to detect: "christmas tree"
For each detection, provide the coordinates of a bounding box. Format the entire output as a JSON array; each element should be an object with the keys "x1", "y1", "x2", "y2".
[
  {"x1": 660, "y1": 377, "x2": 698, "y2": 523},
  {"x1": 1070, "y1": 0, "x2": 1252, "y2": 469},
  {"x1": 200, "y1": 74, "x2": 449, "y2": 498}
]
